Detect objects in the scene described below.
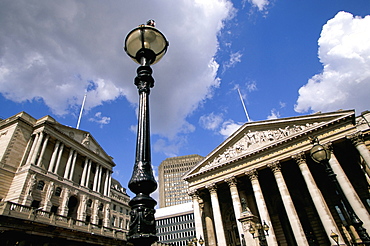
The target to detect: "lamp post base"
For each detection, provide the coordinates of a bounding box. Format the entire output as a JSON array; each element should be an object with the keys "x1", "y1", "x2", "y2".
[{"x1": 127, "y1": 194, "x2": 158, "y2": 246}]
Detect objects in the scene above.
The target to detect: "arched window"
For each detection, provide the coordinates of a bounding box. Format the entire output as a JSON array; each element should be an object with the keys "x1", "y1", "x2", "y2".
[
  {"x1": 87, "y1": 199, "x2": 92, "y2": 207},
  {"x1": 55, "y1": 187, "x2": 62, "y2": 196},
  {"x1": 37, "y1": 181, "x2": 45, "y2": 190}
]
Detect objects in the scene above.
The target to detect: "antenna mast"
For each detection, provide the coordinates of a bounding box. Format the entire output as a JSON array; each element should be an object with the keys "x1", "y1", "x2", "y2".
[
  {"x1": 76, "y1": 93, "x2": 87, "y2": 129},
  {"x1": 237, "y1": 88, "x2": 251, "y2": 122}
]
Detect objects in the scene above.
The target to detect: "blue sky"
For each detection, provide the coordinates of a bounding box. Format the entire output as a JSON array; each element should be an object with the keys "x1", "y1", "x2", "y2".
[{"x1": 1, "y1": 0, "x2": 370, "y2": 199}]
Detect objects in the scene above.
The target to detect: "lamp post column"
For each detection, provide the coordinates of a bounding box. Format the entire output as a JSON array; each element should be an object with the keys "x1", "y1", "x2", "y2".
[{"x1": 127, "y1": 62, "x2": 158, "y2": 246}]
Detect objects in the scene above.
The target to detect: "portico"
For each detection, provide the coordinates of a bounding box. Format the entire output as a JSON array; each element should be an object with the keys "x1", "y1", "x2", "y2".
[{"x1": 184, "y1": 110, "x2": 370, "y2": 246}]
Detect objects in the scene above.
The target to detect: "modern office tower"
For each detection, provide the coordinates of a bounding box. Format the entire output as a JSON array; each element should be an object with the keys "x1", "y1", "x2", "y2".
[
  {"x1": 158, "y1": 154, "x2": 204, "y2": 208},
  {"x1": 0, "y1": 112, "x2": 130, "y2": 245}
]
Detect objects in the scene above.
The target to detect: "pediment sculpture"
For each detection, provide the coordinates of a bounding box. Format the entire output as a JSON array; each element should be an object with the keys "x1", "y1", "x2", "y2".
[{"x1": 200, "y1": 122, "x2": 321, "y2": 172}]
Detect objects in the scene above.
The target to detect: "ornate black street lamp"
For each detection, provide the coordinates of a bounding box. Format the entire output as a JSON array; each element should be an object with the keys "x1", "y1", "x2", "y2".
[
  {"x1": 249, "y1": 220, "x2": 270, "y2": 246},
  {"x1": 309, "y1": 137, "x2": 370, "y2": 245},
  {"x1": 124, "y1": 20, "x2": 169, "y2": 246}
]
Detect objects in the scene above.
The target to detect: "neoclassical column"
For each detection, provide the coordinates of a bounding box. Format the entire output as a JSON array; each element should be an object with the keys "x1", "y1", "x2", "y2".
[
  {"x1": 203, "y1": 191, "x2": 217, "y2": 246},
  {"x1": 68, "y1": 151, "x2": 78, "y2": 181},
  {"x1": 189, "y1": 190, "x2": 204, "y2": 241},
  {"x1": 293, "y1": 153, "x2": 344, "y2": 245},
  {"x1": 96, "y1": 165, "x2": 103, "y2": 193},
  {"x1": 85, "y1": 160, "x2": 92, "y2": 188},
  {"x1": 327, "y1": 146, "x2": 370, "y2": 230},
  {"x1": 225, "y1": 177, "x2": 245, "y2": 245},
  {"x1": 91, "y1": 199, "x2": 99, "y2": 224},
  {"x1": 64, "y1": 149, "x2": 74, "y2": 178},
  {"x1": 30, "y1": 132, "x2": 44, "y2": 165},
  {"x1": 268, "y1": 161, "x2": 309, "y2": 246},
  {"x1": 103, "y1": 169, "x2": 111, "y2": 196},
  {"x1": 77, "y1": 194, "x2": 87, "y2": 221},
  {"x1": 347, "y1": 132, "x2": 370, "y2": 175},
  {"x1": 49, "y1": 140, "x2": 61, "y2": 172},
  {"x1": 42, "y1": 181, "x2": 54, "y2": 211},
  {"x1": 246, "y1": 169, "x2": 278, "y2": 246},
  {"x1": 206, "y1": 183, "x2": 227, "y2": 246},
  {"x1": 59, "y1": 188, "x2": 71, "y2": 217},
  {"x1": 53, "y1": 143, "x2": 64, "y2": 174},
  {"x1": 36, "y1": 134, "x2": 50, "y2": 167},
  {"x1": 81, "y1": 158, "x2": 89, "y2": 186},
  {"x1": 93, "y1": 165, "x2": 100, "y2": 191},
  {"x1": 107, "y1": 171, "x2": 111, "y2": 197},
  {"x1": 103, "y1": 203, "x2": 110, "y2": 227},
  {"x1": 26, "y1": 132, "x2": 40, "y2": 165}
]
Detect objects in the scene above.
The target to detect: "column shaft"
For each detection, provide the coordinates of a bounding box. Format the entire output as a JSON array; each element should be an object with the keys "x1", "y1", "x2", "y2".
[
  {"x1": 190, "y1": 191, "x2": 204, "y2": 241},
  {"x1": 207, "y1": 184, "x2": 227, "y2": 246},
  {"x1": 225, "y1": 177, "x2": 245, "y2": 245},
  {"x1": 85, "y1": 160, "x2": 92, "y2": 188},
  {"x1": 268, "y1": 162, "x2": 309, "y2": 246},
  {"x1": 64, "y1": 149, "x2": 74, "y2": 178},
  {"x1": 36, "y1": 135, "x2": 49, "y2": 167},
  {"x1": 69, "y1": 151, "x2": 78, "y2": 181},
  {"x1": 328, "y1": 151, "x2": 370, "y2": 229},
  {"x1": 49, "y1": 141, "x2": 60, "y2": 172},
  {"x1": 294, "y1": 154, "x2": 344, "y2": 245},
  {"x1": 81, "y1": 158, "x2": 89, "y2": 186},
  {"x1": 54, "y1": 143, "x2": 64, "y2": 174},
  {"x1": 30, "y1": 132, "x2": 44, "y2": 165},
  {"x1": 247, "y1": 169, "x2": 278, "y2": 246}
]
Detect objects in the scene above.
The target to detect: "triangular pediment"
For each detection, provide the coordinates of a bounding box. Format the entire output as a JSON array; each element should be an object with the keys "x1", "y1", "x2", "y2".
[
  {"x1": 184, "y1": 110, "x2": 355, "y2": 179},
  {"x1": 46, "y1": 121, "x2": 114, "y2": 164}
]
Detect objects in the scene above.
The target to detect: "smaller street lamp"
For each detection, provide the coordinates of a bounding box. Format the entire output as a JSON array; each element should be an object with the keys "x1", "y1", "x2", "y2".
[
  {"x1": 330, "y1": 231, "x2": 340, "y2": 246},
  {"x1": 249, "y1": 221, "x2": 270, "y2": 246},
  {"x1": 198, "y1": 236, "x2": 204, "y2": 245},
  {"x1": 309, "y1": 137, "x2": 370, "y2": 245}
]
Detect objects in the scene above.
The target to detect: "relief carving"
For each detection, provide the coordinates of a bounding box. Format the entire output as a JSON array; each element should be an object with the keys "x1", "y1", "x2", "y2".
[{"x1": 200, "y1": 123, "x2": 321, "y2": 172}]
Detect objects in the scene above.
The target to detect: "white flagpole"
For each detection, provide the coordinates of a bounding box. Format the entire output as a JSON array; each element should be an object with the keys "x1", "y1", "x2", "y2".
[
  {"x1": 76, "y1": 93, "x2": 87, "y2": 129},
  {"x1": 237, "y1": 88, "x2": 251, "y2": 122}
]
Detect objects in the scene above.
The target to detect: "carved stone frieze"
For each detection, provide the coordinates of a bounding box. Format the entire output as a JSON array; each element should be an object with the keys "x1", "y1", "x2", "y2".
[{"x1": 200, "y1": 123, "x2": 321, "y2": 172}]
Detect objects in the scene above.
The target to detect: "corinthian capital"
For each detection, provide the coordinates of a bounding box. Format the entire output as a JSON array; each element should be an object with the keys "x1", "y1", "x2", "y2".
[
  {"x1": 292, "y1": 152, "x2": 306, "y2": 165},
  {"x1": 206, "y1": 183, "x2": 217, "y2": 194},
  {"x1": 225, "y1": 176, "x2": 237, "y2": 187},
  {"x1": 347, "y1": 132, "x2": 364, "y2": 147},
  {"x1": 245, "y1": 169, "x2": 258, "y2": 181},
  {"x1": 268, "y1": 161, "x2": 281, "y2": 173}
]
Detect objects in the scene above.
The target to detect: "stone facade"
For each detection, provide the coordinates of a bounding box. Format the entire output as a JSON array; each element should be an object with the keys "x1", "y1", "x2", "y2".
[
  {"x1": 184, "y1": 109, "x2": 370, "y2": 246},
  {"x1": 0, "y1": 112, "x2": 130, "y2": 245}
]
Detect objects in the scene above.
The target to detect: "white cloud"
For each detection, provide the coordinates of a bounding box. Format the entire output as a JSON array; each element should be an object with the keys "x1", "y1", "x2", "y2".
[
  {"x1": 0, "y1": 0, "x2": 235, "y2": 148},
  {"x1": 246, "y1": 80, "x2": 258, "y2": 92},
  {"x1": 89, "y1": 112, "x2": 111, "y2": 127},
  {"x1": 224, "y1": 51, "x2": 243, "y2": 70},
  {"x1": 243, "y1": 0, "x2": 270, "y2": 11},
  {"x1": 295, "y1": 11, "x2": 370, "y2": 114},
  {"x1": 267, "y1": 109, "x2": 280, "y2": 120},
  {"x1": 199, "y1": 112, "x2": 224, "y2": 130},
  {"x1": 219, "y1": 120, "x2": 243, "y2": 138}
]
